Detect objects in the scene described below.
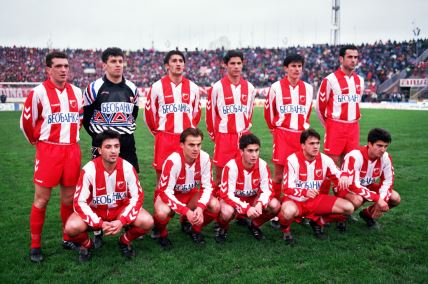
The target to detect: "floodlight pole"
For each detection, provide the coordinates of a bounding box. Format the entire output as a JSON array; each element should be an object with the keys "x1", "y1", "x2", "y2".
[{"x1": 330, "y1": 0, "x2": 340, "y2": 45}]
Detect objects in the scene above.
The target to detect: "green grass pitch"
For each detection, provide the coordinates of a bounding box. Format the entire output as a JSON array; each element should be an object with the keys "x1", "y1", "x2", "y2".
[{"x1": 0, "y1": 108, "x2": 427, "y2": 283}]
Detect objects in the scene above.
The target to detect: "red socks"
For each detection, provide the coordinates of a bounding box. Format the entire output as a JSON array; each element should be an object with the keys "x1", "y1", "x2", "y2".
[
  {"x1": 120, "y1": 227, "x2": 148, "y2": 245},
  {"x1": 30, "y1": 204, "x2": 46, "y2": 249}
]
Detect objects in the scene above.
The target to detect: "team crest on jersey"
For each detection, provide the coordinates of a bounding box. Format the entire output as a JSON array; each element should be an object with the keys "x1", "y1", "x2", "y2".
[
  {"x1": 182, "y1": 93, "x2": 189, "y2": 101},
  {"x1": 117, "y1": 181, "x2": 125, "y2": 190},
  {"x1": 300, "y1": 95, "x2": 306, "y2": 103},
  {"x1": 241, "y1": 94, "x2": 247, "y2": 103},
  {"x1": 373, "y1": 167, "x2": 380, "y2": 176},
  {"x1": 315, "y1": 169, "x2": 322, "y2": 177},
  {"x1": 70, "y1": 100, "x2": 77, "y2": 108},
  {"x1": 252, "y1": 178, "x2": 260, "y2": 187}
]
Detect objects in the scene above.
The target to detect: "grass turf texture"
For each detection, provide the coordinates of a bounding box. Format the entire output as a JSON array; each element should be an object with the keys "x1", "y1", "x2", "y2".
[{"x1": 0, "y1": 108, "x2": 427, "y2": 283}]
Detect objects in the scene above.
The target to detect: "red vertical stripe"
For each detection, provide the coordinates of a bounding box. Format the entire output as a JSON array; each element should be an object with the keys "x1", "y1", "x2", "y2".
[
  {"x1": 280, "y1": 78, "x2": 292, "y2": 127},
  {"x1": 353, "y1": 74, "x2": 361, "y2": 119},
  {"x1": 181, "y1": 78, "x2": 191, "y2": 129},
  {"x1": 66, "y1": 85, "x2": 78, "y2": 143},
  {"x1": 161, "y1": 76, "x2": 175, "y2": 132},
  {"x1": 221, "y1": 77, "x2": 237, "y2": 133},
  {"x1": 296, "y1": 81, "x2": 307, "y2": 131},
  {"x1": 44, "y1": 81, "x2": 61, "y2": 143}
]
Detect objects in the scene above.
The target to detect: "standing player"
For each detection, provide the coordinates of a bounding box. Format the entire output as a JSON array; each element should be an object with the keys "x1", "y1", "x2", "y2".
[
  {"x1": 83, "y1": 47, "x2": 140, "y2": 172},
  {"x1": 279, "y1": 129, "x2": 354, "y2": 244},
  {"x1": 206, "y1": 50, "x2": 256, "y2": 187},
  {"x1": 338, "y1": 128, "x2": 400, "y2": 228},
  {"x1": 315, "y1": 45, "x2": 364, "y2": 166},
  {"x1": 65, "y1": 130, "x2": 153, "y2": 261},
  {"x1": 20, "y1": 51, "x2": 83, "y2": 262},
  {"x1": 144, "y1": 50, "x2": 201, "y2": 181},
  {"x1": 264, "y1": 53, "x2": 313, "y2": 213},
  {"x1": 153, "y1": 128, "x2": 219, "y2": 249},
  {"x1": 216, "y1": 134, "x2": 280, "y2": 242}
]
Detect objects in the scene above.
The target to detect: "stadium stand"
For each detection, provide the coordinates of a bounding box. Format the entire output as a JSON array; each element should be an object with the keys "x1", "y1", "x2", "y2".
[{"x1": 0, "y1": 39, "x2": 427, "y2": 99}]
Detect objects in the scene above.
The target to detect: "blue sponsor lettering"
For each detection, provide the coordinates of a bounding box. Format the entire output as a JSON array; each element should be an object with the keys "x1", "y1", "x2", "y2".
[
  {"x1": 222, "y1": 104, "x2": 247, "y2": 115},
  {"x1": 235, "y1": 189, "x2": 257, "y2": 197},
  {"x1": 360, "y1": 177, "x2": 377, "y2": 186},
  {"x1": 174, "y1": 181, "x2": 199, "y2": 193},
  {"x1": 161, "y1": 103, "x2": 191, "y2": 115},
  {"x1": 335, "y1": 94, "x2": 359, "y2": 103},
  {"x1": 100, "y1": 102, "x2": 134, "y2": 114},
  {"x1": 295, "y1": 180, "x2": 322, "y2": 190},
  {"x1": 47, "y1": 112, "x2": 79, "y2": 124},
  {"x1": 279, "y1": 104, "x2": 307, "y2": 115},
  {"x1": 92, "y1": 193, "x2": 127, "y2": 205}
]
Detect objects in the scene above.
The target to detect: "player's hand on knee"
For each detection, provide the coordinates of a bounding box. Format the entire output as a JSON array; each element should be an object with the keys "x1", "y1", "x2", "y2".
[
  {"x1": 193, "y1": 207, "x2": 204, "y2": 226},
  {"x1": 108, "y1": 220, "x2": 123, "y2": 235},
  {"x1": 305, "y1": 189, "x2": 318, "y2": 199}
]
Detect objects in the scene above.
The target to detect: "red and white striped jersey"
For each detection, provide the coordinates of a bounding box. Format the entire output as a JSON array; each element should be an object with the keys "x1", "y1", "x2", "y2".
[
  {"x1": 283, "y1": 151, "x2": 344, "y2": 202},
  {"x1": 220, "y1": 157, "x2": 273, "y2": 214},
  {"x1": 157, "y1": 150, "x2": 213, "y2": 215},
  {"x1": 144, "y1": 76, "x2": 201, "y2": 134},
  {"x1": 20, "y1": 80, "x2": 83, "y2": 144},
  {"x1": 342, "y1": 146, "x2": 394, "y2": 202},
  {"x1": 206, "y1": 76, "x2": 255, "y2": 139},
  {"x1": 74, "y1": 157, "x2": 143, "y2": 229},
  {"x1": 264, "y1": 77, "x2": 313, "y2": 131},
  {"x1": 315, "y1": 69, "x2": 364, "y2": 126}
]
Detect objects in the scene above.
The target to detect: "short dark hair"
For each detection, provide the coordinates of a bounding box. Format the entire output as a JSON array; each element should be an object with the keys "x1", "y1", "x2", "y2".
[
  {"x1": 180, "y1": 128, "x2": 203, "y2": 143},
  {"x1": 339, "y1": 44, "x2": 358, "y2": 57},
  {"x1": 367, "y1": 128, "x2": 391, "y2": 144},
  {"x1": 94, "y1": 130, "x2": 121, "y2": 147},
  {"x1": 45, "y1": 51, "x2": 68, "y2": 67},
  {"x1": 300, "y1": 128, "x2": 321, "y2": 144},
  {"x1": 101, "y1": 47, "x2": 124, "y2": 63},
  {"x1": 223, "y1": 50, "x2": 244, "y2": 64},
  {"x1": 164, "y1": 50, "x2": 186, "y2": 64},
  {"x1": 239, "y1": 133, "x2": 261, "y2": 150},
  {"x1": 283, "y1": 53, "x2": 305, "y2": 67}
]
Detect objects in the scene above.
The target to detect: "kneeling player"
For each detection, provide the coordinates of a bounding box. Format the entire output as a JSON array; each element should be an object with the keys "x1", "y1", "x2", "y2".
[
  {"x1": 65, "y1": 131, "x2": 153, "y2": 261},
  {"x1": 279, "y1": 129, "x2": 354, "y2": 244},
  {"x1": 339, "y1": 128, "x2": 400, "y2": 228},
  {"x1": 216, "y1": 134, "x2": 280, "y2": 242},
  {"x1": 153, "y1": 128, "x2": 219, "y2": 249}
]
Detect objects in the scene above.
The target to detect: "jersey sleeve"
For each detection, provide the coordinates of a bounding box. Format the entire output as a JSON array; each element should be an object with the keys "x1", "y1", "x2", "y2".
[
  {"x1": 192, "y1": 86, "x2": 202, "y2": 126},
  {"x1": 378, "y1": 154, "x2": 394, "y2": 202},
  {"x1": 205, "y1": 87, "x2": 216, "y2": 141},
  {"x1": 256, "y1": 162, "x2": 273, "y2": 208},
  {"x1": 73, "y1": 169, "x2": 104, "y2": 230},
  {"x1": 245, "y1": 84, "x2": 256, "y2": 131},
  {"x1": 158, "y1": 159, "x2": 190, "y2": 215},
  {"x1": 196, "y1": 155, "x2": 214, "y2": 209},
  {"x1": 315, "y1": 78, "x2": 330, "y2": 127},
  {"x1": 342, "y1": 153, "x2": 380, "y2": 202},
  {"x1": 220, "y1": 164, "x2": 251, "y2": 214},
  {"x1": 20, "y1": 90, "x2": 41, "y2": 144},
  {"x1": 264, "y1": 87, "x2": 276, "y2": 130},
  {"x1": 118, "y1": 166, "x2": 144, "y2": 225},
  {"x1": 282, "y1": 160, "x2": 308, "y2": 198},
  {"x1": 144, "y1": 87, "x2": 158, "y2": 135}
]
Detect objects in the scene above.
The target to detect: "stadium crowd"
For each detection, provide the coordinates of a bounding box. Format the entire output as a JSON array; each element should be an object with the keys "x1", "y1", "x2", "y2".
[{"x1": 1, "y1": 39, "x2": 427, "y2": 91}]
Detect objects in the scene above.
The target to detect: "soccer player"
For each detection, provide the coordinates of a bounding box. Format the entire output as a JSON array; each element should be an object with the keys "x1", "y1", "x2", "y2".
[
  {"x1": 279, "y1": 129, "x2": 354, "y2": 244},
  {"x1": 216, "y1": 134, "x2": 280, "y2": 242},
  {"x1": 264, "y1": 53, "x2": 313, "y2": 213},
  {"x1": 153, "y1": 128, "x2": 219, "y2": 249},
  {"x1": 315, "y1": 45, "x2": 365, "y2": 166},
  {"x1": 144, "y1": 50, "x2": 201, "y2": 181},
  {"x1": 338, "y1": 128, "x2": 400, "y2": 228},
  {"x1": 82, "y1": 47, "x2": 140, "y2": 172},
  {"x1": 65, "y1": 130, "x2": 153, "y2": 261},
  {"x1": 20, "y1": 51, "x2": 83, "y2": 262},
  {"x1": 206, "y1": 50, "x2": 256, "y2": 187}
]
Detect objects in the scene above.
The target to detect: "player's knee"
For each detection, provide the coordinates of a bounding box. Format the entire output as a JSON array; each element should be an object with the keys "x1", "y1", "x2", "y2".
[
  {"x1": 33, "y1": 198, "x2": 50, "y2": 209},
  {"x1": 268, "y1": 198, "x2": 281, "y2": 214},
  {"x1": 281, "y1": 205, "x2": 297, "y2": 219},
  {"x1": 220, "y1": 205, "x2": 234, "y2": 221},
  {"x1": 350, "y1": 195, "x2": 364, "y2": 208},
  {"x1": 389, "y1": 192, "x2": 401, "y2": 207},
  {"x1": 208, "y1": 197, "x2": 220, "y2": 214},
  {"x1": 64, "y1": 220, "x2": 82, "y2": 237},
  {"x1": 342, "y1": 201, "x2": 354, "y2": 215}
]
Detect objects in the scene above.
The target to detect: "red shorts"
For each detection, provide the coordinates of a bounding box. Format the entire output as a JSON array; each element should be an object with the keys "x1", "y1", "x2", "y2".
[
  {"x1": 155, "y1": 188, "x2": 201, "y2": 207},
  {"x1": 324, "y1": 119, "x2": 359, "y2": 156},
  {"x1": 92, "y1": 205, "x2": 129, "y2": 222},
  {"x1": 153, "y1": 132, "x2": 181, "y2": 171},
  {"x1": 34, "y1": 141, "x2": 81, "y2": 188},
  {"x1": 282, "y1": 194, "x2": 338, "y2": 216},
  {"x1": 272, "y1": 128, "x2": 301, "y2": 166},
  {"x1": 213, "y1": 133, "x2": 240, "y2": 167}
]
